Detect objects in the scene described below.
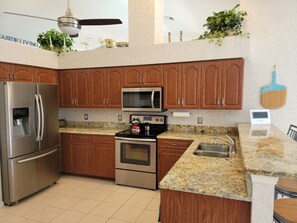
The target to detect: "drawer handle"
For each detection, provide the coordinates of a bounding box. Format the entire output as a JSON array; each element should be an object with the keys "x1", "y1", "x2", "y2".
[
  {"x1": 17, "y1": 149, "x2": 58, "y2": 163},
  {"x1": 172, "y1": 143, "x2": 178, "y2": 146}
]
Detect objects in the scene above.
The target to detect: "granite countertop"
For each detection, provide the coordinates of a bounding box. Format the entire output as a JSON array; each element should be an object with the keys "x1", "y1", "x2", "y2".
[
  {"x1": 158, "y1": 131, "x2": 251, "y2": 202},
  {"x1": 59, "y1": 127, "x2": 123, "y2": 135},
  {"x1": 238, "y1": 123, "x2": 297, "y2": 179}
]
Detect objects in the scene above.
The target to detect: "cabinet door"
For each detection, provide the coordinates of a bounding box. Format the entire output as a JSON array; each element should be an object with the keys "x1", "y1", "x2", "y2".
[
  {"x1": 221, "y1": 59, "x2": 244, "y2": 109},
  {"x1": 73, "y1": 70, "x2": 90, "y2": 108},
  {"x1": 123, "y1": 66, "x2": 142, "y2": 87},
  {"x1": 0, "y1": 62, "x2": 12, "y2": 81},
  {"x1": 59, "y1": 70, "x2": 75, "y2": 107},
  {"x1": 60, "y1": 134, "x2": 72, "y2": 173},
  {"x1": 106, "y1": 67, "x2": 123, "y2": 108},
  {"x1": 158, "y1": 148, "x2": 181, "y2": 183},
  {"x1": 157, "y1": 139, "x2": 193, "y2": 183},
  {"x1": 164, "y1": 64, "x2": 182, "y2": 109},
  {"x1": 13, "y1": 64, "x2": 36, "y2": 82},
  {"x1": 71, "y1": 141, "x2": 91, "y2": 175},
  {"x1": 92, "y1": 135, "x2": 115, "y2": 178},
  {"x1": 142, "y1": 65, "x2": 163, "y2": 86},
  {"x1": 182, "y1": 62, "x2": 201, "y2": 109},
  {"x1": 201, "y1": 61, "x2": 221, "y2": 109},
  {"x1": 36, "y1": 68, "x2": 58, "y2": 84},
  {"x1": 89, "y1": 68, "x2": 107, "y2": 107}
]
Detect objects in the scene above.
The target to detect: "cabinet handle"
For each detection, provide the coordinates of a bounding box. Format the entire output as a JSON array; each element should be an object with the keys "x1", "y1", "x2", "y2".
[
  {"x1": 143, "y1": 77, "x2": 146, "y2": 84},
  {"x1": 107, "y1": 98, "x2": 109, "y2": 104},
  {"x1": 182, "y1": 98, "x2": 184, "y2": 105},
  {"x1": 221, "y1": 98, "x2": 225, "y2": 106},
  {"x1": 216, "y1": 98, "x2": 220, "y2": 105},
  {"x1": 72, "y1": 99, "x2": 75, "y2": 106},
  {"x1": 75, "y1": 99, "x2": 78, "y2": 106},
  {"x1": 9, "y1": 73, "x2": 12, "y2": 80},
  {"x1": 103, "y1": 98, "x2": 106, "y2": 104},
  {"x1": 177, "y1": 98, "x2": 180, "y2": 105},
  {"x1": 13, "y1": 74, "x2": 16, "y2": 80}
]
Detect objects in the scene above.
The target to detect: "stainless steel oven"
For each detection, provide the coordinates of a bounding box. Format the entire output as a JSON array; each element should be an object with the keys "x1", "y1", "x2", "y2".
[
  {"x1": 115, "y1": 114, "x2": 167, "y2": 190},
  {"x1": 115, "y1": 137, "x2": 157, "y2": 189}
]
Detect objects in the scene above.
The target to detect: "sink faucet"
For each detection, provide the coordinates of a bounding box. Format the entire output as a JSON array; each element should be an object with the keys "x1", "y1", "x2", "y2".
[{"x1": 214, "y1": 135, "x2": 236, "y2": 154}]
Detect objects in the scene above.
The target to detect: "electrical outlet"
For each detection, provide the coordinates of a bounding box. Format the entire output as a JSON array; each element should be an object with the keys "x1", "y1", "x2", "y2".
[
  {"x1": 84, "y1": 114, "x2": 88, "y2": 120},
  {"x1": 118, "y1": 115, "x2": 122, "y2": 121},
  {"x1": 197, "y1": 117, "x2": 203, "y2": 124}
]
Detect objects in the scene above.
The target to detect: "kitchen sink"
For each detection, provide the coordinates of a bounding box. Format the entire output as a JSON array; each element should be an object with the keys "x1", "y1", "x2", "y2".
[{"x1": 193, "y1": 143, "x2": 229, "y2": 158}]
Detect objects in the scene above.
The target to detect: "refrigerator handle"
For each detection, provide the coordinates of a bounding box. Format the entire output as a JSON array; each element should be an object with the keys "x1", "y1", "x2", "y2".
[
  {"x1": 39, "y1": 94, "x2": 45, "y2": 140},
  {"x1": 35, "y1": 95, "x2": 41, "y2": 141},
  {"x1": 17, "y1": 149, "x2": 58, "y2": 163}
]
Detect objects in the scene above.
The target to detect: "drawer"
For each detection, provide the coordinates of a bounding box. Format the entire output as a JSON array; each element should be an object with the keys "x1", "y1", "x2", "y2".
[
  {"x1": 71, "y1": 134, "x2": 91, "y2": 142},
  {"x1": 158, "y1": 139, "x2": 193, "y2": 149},
  {"x1": 91, "y1": 135, "x2": 115, "y2": 143}
]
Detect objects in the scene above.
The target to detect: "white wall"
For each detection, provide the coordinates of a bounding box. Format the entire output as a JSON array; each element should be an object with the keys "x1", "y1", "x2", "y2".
[{"x1": 241, "y1": 0, "x2": 297, "y2": 132}]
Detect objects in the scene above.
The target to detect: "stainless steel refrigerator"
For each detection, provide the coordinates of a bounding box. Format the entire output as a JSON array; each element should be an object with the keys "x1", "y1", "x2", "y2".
[{"x1": 0, "y1": 82, "x2": 60, "y2": 205}]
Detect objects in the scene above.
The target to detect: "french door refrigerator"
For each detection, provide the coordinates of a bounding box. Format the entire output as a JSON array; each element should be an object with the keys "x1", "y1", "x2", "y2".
[{"x1": 0, "y1": 82, "x2": 60, "y2": 205}]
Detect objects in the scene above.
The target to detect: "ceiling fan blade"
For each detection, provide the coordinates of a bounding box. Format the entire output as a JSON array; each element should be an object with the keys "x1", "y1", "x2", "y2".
[
  {"x1": 69, "y1": 34, "x2": 79, "y2": 38},
  {"x1": 4, "y1": 11, "x2": 57, "y2": 22},
  {"x1": 79, "y1": 19, "x2": 122, "y2": 26}
]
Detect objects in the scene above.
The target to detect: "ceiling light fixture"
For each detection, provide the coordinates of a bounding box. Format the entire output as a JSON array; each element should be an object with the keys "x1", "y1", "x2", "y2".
[{"x1": 57, "y1": 7, "x2": 81, "y2": 36}]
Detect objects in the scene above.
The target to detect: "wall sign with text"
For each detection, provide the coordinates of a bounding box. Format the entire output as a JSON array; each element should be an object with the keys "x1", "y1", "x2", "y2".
[{"x1": 0, "y1": 34, "x2": 38, "y2": 47}]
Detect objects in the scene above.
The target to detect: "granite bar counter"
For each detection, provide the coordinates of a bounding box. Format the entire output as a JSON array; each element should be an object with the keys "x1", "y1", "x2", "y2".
[
  {"x1": 238, "y1": 123, "x2": 297, "y2": 179},
  {"x1": 158, "y1": 131, "x2": 251, "y2": 202}
]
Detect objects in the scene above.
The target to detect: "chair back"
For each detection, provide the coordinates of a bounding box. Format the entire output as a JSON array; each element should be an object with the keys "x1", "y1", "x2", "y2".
[{"x1": 287, "y1": 124, "x2": 297, "y2": 142}]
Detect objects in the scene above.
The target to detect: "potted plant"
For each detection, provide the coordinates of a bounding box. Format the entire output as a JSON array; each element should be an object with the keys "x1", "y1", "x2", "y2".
[
  {"x1": 197, "y1": 4, "x2": 248, "y2": 46},
  {"x1": 37, "y1": 29, "x2": 75, "y2": 55}
]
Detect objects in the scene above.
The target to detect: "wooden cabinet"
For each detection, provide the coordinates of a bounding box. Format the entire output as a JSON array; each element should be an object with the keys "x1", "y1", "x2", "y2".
[
  {"x1": 0, "y1": 63, "x2": 35, "y2": 82},
  {"x1": 59, "y1": 69, "x2": 90, "y2": 108},
  {"x1": 201, "y1": 59, "x2": 244, "y2": 110},
  {"x1": 123, "y1": 65, "x2": 163, "y2": 87},
  {"x1": 158, "y1": 139, "x2": 193, "y2": 183},
  {"x1": 90, "y1": 68, "x2": 106, "y2": 107},
  {"x1": 35, "y1": 68, "x2": 58, "y2": 84},
  {"x1": 60, "y1": 133, "x2": 115, "y2": 179},
  {"x1": 92, "y1": 135, "x2": 115, "y2": 178},
  {"x1": 161, "y1": 189, "x2": 251, "y2": 223},
  {"x1": 164, "y1": 63, "x2": 201, "y2": 109},
  {"x1": 106, "y1": 67, "x2": 123, "y2": 108}
]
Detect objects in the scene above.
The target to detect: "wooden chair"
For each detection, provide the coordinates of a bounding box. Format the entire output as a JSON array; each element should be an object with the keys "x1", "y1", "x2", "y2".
[
  {"x1": 287, "y1": 124, "x2": 297, "y2": 142},
  {"x1": 274, "y1": 198, "x2": 297, "y2": 223},
  {"x1": 274, "y1": 125, "x2": 297, "y2": 199}
]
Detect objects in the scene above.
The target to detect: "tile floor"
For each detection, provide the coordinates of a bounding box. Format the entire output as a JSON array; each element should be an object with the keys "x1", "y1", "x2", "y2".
[{"x1": 0, "y1": 175, "x2": 160, "y2": 223}]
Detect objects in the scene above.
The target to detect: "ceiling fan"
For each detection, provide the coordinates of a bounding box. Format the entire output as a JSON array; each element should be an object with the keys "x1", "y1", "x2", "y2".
[{"x1": 4, "y1": 0, "x2": 122, "y2": 38}]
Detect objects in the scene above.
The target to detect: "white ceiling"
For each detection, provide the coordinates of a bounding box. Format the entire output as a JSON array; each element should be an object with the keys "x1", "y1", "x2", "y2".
[{"x1": 0, "y1": 0, "x2": 238, "y2": 51}]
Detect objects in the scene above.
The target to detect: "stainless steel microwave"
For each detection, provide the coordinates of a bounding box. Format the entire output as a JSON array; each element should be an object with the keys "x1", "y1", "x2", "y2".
[{"x1": 122, "y1": 87, "x2": 163, "y2": 112}]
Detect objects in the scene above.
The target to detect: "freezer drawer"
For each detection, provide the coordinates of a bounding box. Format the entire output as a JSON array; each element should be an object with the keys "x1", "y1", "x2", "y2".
[{"x1": 5, "y1": 147, "x2": 60, "y2": 204}]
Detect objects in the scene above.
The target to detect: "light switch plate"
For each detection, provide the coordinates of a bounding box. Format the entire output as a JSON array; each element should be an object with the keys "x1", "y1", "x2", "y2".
[
  {"x1": 197, "y1": 117, "x2": 203, "y2": 124},
  {"x1": 84, "y1": 114, "x2": 88, "y2": 120},
  {"x1": 118, "y1": 115, "x2": 122, "y2": 121}
]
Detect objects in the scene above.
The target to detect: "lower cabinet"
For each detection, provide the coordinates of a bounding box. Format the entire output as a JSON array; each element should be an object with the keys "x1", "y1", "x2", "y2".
[
  {"x1": 60, "y1": 133, "x2": 115, "y2": 179},
  {"x1": 158, "y1": 139, "x2": 193, "y2": 183}
]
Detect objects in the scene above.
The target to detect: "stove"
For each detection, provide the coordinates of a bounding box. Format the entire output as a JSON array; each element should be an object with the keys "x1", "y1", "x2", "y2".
[{"x1": 115, "y1": 114, "x2": 167, "y2": 190}]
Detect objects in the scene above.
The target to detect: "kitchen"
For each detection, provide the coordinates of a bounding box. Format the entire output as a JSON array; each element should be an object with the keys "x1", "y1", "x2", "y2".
[{"x1": 0, "y1": 0, "x2": 297, "y2": 223}]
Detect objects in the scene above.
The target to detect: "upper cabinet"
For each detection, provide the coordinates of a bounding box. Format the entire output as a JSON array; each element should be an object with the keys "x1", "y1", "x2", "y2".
[
  {"x1": 59, "y1": 69, "x2": 90, "y2": 108},
  {"x1": 123, "y1": 65, "x2": 163, "y2": 87},
  {"x1": 35, "y1": 68, "x2": 58, "y2": 84},
  {"x1": 90, "y1": 67, "x2": 123, "y2": 108},
  {"x1": 164, "y1": 62, "x2": 201, "y2": 109},
  {"x1": 0, "y1": 63, "x2": 35, "y2": 82},
  {"x1": 201, "y1": 59, "x2": 244, "y2": 110},
  {"x1": 0, "y1": 62, "x2": 57, "y2": 84}
]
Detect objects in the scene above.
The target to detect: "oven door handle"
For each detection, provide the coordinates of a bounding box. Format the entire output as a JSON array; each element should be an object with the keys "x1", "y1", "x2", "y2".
[{"x1": 115, "y1": 137, "x2": 156, "y2": 142}]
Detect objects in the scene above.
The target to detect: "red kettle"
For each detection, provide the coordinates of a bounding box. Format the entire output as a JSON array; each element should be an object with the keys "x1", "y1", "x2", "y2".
[{"x1": 130, "y1": 118, "x2": 141, "y2": 134}]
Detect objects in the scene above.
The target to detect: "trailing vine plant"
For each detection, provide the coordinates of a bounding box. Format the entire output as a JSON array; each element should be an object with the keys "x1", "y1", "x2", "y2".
[{"x1": 197, "y1": 4, "x2": 249, "y2": 46}]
